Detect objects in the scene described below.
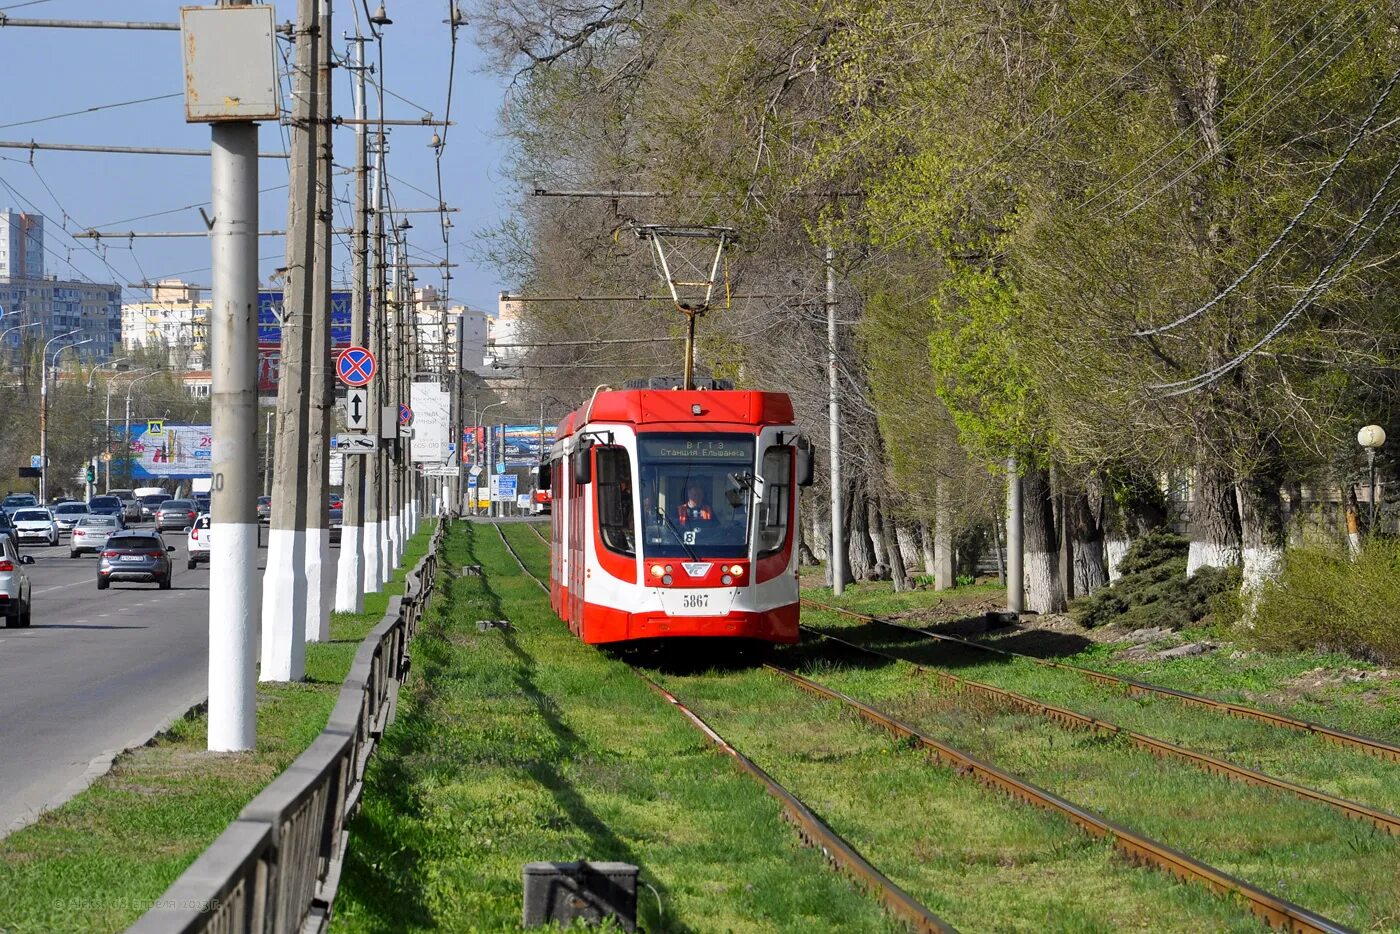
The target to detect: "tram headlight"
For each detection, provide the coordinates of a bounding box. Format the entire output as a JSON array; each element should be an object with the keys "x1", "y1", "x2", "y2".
[
  {"x1": 650, "y1": 565, "x2": 665, "y2": 579},
  {"x1": 721, "y1": 574, "x2": 733, "y2": 585},
  {"x1": 728, "y1": 564, "x2": 744, "y2": 576},
  {"x1": 662, "y1": 574, "x2": 673, "y2": 585}
]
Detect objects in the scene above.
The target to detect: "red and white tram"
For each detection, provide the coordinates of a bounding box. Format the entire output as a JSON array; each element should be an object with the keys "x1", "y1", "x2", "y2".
[{"x1": 543, "y1": 385, "x2": 813, "y2": 645}]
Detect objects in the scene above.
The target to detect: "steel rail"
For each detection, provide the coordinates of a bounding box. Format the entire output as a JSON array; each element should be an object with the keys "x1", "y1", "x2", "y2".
[
  {"x1": 766, "y1": 664, "x2": 1351, "y2": 934},
  {"x1": 640, "y1": 675, "x2": 957, "y2": 934},
  {"x1": 802, "y1": 599, "x2": 1400, "y2": 764},
  {"x1": 802, "y1": 625, "x2": 1400, "y2": 837},
  {"x1": 491, "y1": 521, "x2": 956, "y2": 931}
]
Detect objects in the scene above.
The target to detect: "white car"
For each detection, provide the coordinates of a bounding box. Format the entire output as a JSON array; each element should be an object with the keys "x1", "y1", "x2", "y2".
[
  {"x1": 11, "y1": 508, "x2": 58, "y2": 546},
  {"x1": 0, "y1": 534, "x2": 34, "y2": 627},
  {"x1": 71, "y1": 514, "x2": 122, "y2": 557},
  {"x1": 187, "y1": 514, "x2": 211, "y2": 570}
]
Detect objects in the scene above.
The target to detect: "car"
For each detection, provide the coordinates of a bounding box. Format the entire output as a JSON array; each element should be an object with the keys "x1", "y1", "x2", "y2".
[
  {"x1": 329, "y1": 504, "x2": 343, "y2": 544},
  {"x1": 187, "y1": 514, "x2": 211, "y2": 569},
  {"x1": 0, "y1": 535, "x2": 34, "y2": 626},
  {"x1": 11, "y1": 508, "x2": 59, "y2": 546},
  {"x1": 139, "y1": 493, "x2": 171, "y2": 520},
  {"x1": 105, "y1": 489, "x2": 143, "y2": 523},
  {"x1": 71, "y1": 514, "x2": 122, "y2": 557},
  {"x1": 193, "y1": 493, "x2": 211, "y2": 515},
  {"x1": 155, "y1": 499, "x2": 198, "y2": 532},
  {"x1": 87, "y1": 495, "x2": 126, "y2": 521},
  {"x1": 328, "y1": 493, "x2": 343, "y2": 509},
  {"x1": 256, "y1": 495, "x2": 272, "y2": 523},
  {"x1": 47, "y1": 496, "x2": 76, "y2": 508},
  {"x1": 2, "y1": 493, "x2": 38, "y2": 519},
  {"x1": 97, "y1": 531, "x2": 175, "y2": 590},
  {"x1": 51, "y1": 501, "x2": 90, "y2": 533}
]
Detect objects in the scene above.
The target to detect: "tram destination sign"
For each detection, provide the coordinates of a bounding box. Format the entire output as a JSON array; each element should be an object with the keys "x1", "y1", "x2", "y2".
[{"x1": 638, "y1": 437, "x2": 753, "y2": 462}]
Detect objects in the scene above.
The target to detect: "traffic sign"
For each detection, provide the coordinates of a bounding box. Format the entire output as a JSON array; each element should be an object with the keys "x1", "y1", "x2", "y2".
[
  {"x1": 398, "y1": 403, "x2": 413, "y2": 426},
  {"x1": 335, "y1": 346, "x2": 376, "y2": 387},
  {"x1": 335, "y1": 433, "x2": 379, "y2": 453},
  {"x1": 496, "y1": 461, "x2": 505, "y2": 474},
  {"x1": 29, "y1": 455, "x2": 42, "y2": 470},
  {"x1": 344, "y1": 387, "x2": 369, "y2": 430},
  {"x1": 147, "y1": 420, "x2": 165, "y2": 436},
  {"x1": 468, "y1": 465, "x2": 482, "y2": 477}
]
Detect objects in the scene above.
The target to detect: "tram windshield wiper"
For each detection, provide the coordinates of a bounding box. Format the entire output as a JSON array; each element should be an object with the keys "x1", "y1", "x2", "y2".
[{"x1": 656, "y1": 506, "x2": 700, "y2": 562}]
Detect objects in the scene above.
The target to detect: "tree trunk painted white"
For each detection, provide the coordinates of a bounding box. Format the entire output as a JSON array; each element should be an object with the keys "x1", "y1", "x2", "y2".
[
  {"x1": 810, "y1": 507, "x2": 830, "y2": 563},
  {"x1": 896, "y1": 524, "x2": 921, "y2": 576},
  {"x1": 1187, "y1": 463, "x2": 1241, "y2": 576},
  {"x1": 1070, "y1": 492, "x2": 1108, "y2": 596},
  {"x1": 847, "y1": 488, "x2": 877, "y2": 582},
  {"x1": 1023, "y1": 466, "x2": 1065, "y2": 613},
  {"x1": 919, "y1": 520, "x2": 936, "y2": 574},
  {"x1": 1237, "y1": 472, "x2": 1285, "y2": 596},
  {"x1": 867, "y1": 498, "x2": 888, "y2": 569},
  {"x1": 880, "y1": 496, "x2": 910, "y2": 592},
  {"x1": 1105, "y1": 538, "x2": 1131, "y2": 582}
]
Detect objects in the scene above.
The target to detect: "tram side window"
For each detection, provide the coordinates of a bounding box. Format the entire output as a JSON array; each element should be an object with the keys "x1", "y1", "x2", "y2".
[
  {"x1": 596, "y1": 446, "x2": 635, "y2": 557},
  {"x1": 758, "y1": 446, "x2": 792, "y2": 557}
]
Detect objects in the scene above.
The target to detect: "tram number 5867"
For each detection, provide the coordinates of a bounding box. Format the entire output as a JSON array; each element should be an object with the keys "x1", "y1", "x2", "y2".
[{"x1": 681, "y1": 594, "x2": 709, "y2": 610}]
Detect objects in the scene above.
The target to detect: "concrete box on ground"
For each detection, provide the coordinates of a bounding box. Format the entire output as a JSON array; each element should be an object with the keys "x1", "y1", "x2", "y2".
[{"x1": 522, "y1": 861, "x2": 638, "y2": 931}]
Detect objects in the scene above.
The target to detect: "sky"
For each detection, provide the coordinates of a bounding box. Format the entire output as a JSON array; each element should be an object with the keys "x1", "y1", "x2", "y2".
[{"x1": 0, "y1": 0, "x2": 515, "y2": 312}]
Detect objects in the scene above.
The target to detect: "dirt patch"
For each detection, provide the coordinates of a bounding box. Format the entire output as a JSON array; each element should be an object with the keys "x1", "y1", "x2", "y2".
[{"x1": 1286, "y1": 666, "x2": 1396, "y2": 690}]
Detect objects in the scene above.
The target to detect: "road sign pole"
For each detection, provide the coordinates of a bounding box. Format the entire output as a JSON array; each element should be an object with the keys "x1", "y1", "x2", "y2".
[{"x1": 333, "y1": 34, "x2": 368, "y2": 616}]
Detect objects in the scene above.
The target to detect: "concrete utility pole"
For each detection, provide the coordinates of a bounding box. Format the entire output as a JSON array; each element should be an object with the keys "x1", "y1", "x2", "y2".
[
  {"x1": 262, "y1": 0, "x2": 320, "y2": 683},
  {"x1": 385, "y1": 238, "x2": 403, "y2": 569},
  {"x1": 826, "y1": 237, "x2": 846, "y2": 596},
  {"x1": 303, "y1": 0, "x2": 334, "y2": 644},
  {"x1": 1006, "y1": 455, "x2": 1024, "y2": 614},
  {"x1": 198, "y1": 0, "x2": 268, "y2": 752},
  {"x1": 364, "y1": 134, "x2": 386, "y2": 590},
  {"x1": 335, "y1": 32, "x2": 369, "y2": 614}
]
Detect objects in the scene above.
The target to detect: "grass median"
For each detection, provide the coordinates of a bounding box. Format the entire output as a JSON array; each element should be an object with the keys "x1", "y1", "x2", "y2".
[
  {"x1": 0, "y1": 526, "x2": 434, "y2": 934},
  {"x1": 331, "y1": 521, "x2": 902, "y2": 932}
]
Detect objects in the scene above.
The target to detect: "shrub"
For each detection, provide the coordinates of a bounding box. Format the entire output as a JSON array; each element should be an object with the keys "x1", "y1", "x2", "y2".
[
  {"x1": 1070, "y1": 530, "x2": 1239, "y2": 630},
  {"x1": 1242, "y1": 540, "x2": 1400, "y2": 664}
]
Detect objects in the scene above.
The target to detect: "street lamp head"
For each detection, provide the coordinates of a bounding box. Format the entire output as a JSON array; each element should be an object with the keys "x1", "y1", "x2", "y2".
[
  {"x1": 370, "y1": 3, "x2": 392, "y2": 26},
  {"x1": 1359, "y1": 425, "x2": 1387, "y2": 450}
]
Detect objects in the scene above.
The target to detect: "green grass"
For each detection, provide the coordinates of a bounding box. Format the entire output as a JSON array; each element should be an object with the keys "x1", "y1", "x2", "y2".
[
  {"x1": 485, "y1": 523, "x2": 1268, "y2": 931},
  {"x1": 0, "y1": 525, "x2": 436, "y2": 934},
  {"x1": 332, "y1": 521, "x2": 903, "y2": 932}
]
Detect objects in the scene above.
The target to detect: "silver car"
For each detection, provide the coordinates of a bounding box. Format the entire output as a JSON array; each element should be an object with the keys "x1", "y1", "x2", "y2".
[
  {"x1": 51, "y1": 501, "x2": 90, "y2": 534},
  {"x1": 0, "y1": 534, "x2": 35, "y2": 627},
  {"x1": 71, "y1": 514, "x2": 122, "y2": 557}
]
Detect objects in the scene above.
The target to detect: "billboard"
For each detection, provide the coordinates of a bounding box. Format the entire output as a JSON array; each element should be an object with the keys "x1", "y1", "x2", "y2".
[
  {"x1": 495, "y1": 424, "x2": 556, "y2": 467},
  {"x1": 410, "y1": 384, "x2": 452, "y2": 464},
  {"x1": 120, "y1": 424, "x2": 213, "y2": 479},
  {"x1": 258, "y1": 289, "x2": 354, "y2": 393}
]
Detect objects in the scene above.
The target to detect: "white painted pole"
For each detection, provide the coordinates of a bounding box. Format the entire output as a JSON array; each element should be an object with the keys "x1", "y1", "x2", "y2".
[
  {"x1": 207, "y1": 92, "x2": 260, "y2": 752},
  {"x1": 1006, "y1": 455, "x2": 1024, "y2": 615},
  {"x1": 827, "y1": 237, "x2": 845, "y2": 596},
  {"x1": 334, "y1": 32, "x2": 369, "y2": 614}
]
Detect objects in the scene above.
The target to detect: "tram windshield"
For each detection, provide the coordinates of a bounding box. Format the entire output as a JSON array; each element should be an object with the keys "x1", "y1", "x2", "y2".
[{"x1": 637, "y1": 434, "x2": 755, "y2": 559}]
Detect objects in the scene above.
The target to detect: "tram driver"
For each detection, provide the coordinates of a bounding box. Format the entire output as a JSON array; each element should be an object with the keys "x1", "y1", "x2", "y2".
[{"x1": 677, "y1": 485, "x2": 715, "y2": 527}]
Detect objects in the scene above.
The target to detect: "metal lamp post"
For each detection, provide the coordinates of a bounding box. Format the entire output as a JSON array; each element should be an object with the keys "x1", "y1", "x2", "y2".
[
  {"x1": 0, "y1": 320, "x2": 39, "y2": 369},
  {"x1": 481, "y1": 400, "x2": 507, "y2": 517},
  {"x1": 124, "y1": 369, "x2": 166, "y2": 487},
  {"x1": 38, "y1": 329, "x2": 83, "y2": 502},
  {"x1": 104, "y1": 368, "x2": 152, "y2": 491},
  {"x1": 1359, "y1": 424, "x2": 1387, "y2": 533}
]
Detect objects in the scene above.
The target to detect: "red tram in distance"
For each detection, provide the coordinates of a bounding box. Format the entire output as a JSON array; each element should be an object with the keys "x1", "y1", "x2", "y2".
[{"x1": 543, "y1": 384, "x2": 814, "y2": 645}]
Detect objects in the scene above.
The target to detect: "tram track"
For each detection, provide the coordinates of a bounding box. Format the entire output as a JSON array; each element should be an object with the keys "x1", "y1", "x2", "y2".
[
  {"x1": 489, "y1": 521, "x2": 957, "y2": 932},
  {"x1": 495, "y1": 521, "x2": 1364, "y2": 931},
  {"x1": 800, "y1": 624, "x2": 1400, "y2": 837},
  {"x1": 803, "y1": 598, "x2": 1400, "y2": 764}
]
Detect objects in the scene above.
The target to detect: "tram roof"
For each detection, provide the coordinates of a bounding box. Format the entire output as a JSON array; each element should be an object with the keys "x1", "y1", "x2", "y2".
[{"x1": 558, "y1": 389, "x2": 795, "y2": 437}]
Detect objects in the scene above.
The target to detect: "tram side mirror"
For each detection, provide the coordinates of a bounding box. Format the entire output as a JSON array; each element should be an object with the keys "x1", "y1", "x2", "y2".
[
  {"x1": 796, "y1": 438, "x2": 816, "y2": 487},
  {"x1": 538, "y1": 460, "x2": 553, "y2": 489},
  {"x1": 573, "y1": 444, "x2": 592, "y2": 485}
]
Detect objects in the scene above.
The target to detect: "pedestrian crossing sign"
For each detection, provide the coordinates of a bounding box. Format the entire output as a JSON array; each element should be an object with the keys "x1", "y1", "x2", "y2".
[{"x1": 147, "y1": 420, "x2": 165, "y2": 436}]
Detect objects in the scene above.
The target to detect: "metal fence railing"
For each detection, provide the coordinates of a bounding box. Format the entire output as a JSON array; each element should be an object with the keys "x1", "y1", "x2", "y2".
[{"x1": 129, "y1": 519, "x2": 446, "y2": 934}]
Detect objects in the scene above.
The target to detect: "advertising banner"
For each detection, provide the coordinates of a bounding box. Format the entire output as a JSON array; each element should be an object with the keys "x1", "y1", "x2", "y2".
[
  {"x1": 257, "y1": 289, "x2": 354, "y2": 393},
  {"x1": 120, "y1": 424, "x2": 213, "y2": 479},
  {"x1": 410, "y1": 384, "x2": 452, "y2": 463},
  {"x1": 493, "y1": 424, "x2": 557, "y2": 467}
]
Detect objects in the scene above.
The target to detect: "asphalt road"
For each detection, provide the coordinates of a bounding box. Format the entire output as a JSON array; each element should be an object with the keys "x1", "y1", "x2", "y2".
[{"x1": 0, "y1": 523, "x2": 303, "y2": 837}]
